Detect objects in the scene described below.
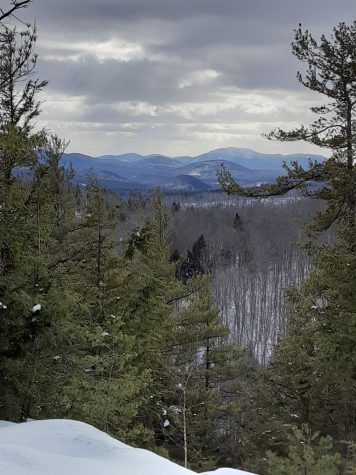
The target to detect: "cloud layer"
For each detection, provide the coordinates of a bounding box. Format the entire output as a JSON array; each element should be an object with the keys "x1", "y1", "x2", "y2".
[{"x1": 26, "y1": 0, "x2": 355, "y2": 155}]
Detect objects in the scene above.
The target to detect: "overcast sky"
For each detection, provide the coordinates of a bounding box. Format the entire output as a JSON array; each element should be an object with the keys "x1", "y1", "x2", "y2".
[{"x1": 24, "y1": 0, "x2": 355, "y2": 156}]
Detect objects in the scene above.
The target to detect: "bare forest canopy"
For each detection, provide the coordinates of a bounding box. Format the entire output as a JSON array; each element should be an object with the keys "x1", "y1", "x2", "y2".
[{"x1": 121, "y1": 192, "x2": 328, "y2": 364}]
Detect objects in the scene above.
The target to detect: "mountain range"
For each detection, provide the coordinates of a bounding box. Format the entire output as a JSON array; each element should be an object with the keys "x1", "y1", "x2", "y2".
[{"x1": 61, "y1": 147, "x2": 326, "y2": 192}]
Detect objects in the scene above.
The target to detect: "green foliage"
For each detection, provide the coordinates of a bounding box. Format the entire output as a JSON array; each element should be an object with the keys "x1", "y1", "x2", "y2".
[
  {"x1": 0, "y1": 11, "x2": 147, "y2": 438},
  {"x1": 266, "y1": 425, "x2": 342, "y2": 475},
  {"x1": 166, "y1": 275, "x2": 246, "y2": 471},
  {"x1": 117, "y1": 189, "x2": 179, "y2": 446},
  {"x1": 267, "y1": 425, "x2": 341, "y2": 475},
  {"x1": 57, "y1": 176, "x2": 149, "y2": 440},
  {"x1": 245, "y1": 234, "x2": 356, "y2": 473},
  {"x1": 345, "y1": 442, "x2": 356, "y2": 474},
  {"x1": 219, "y1": 21, "x2": 356, "y2": 235},
  {"x1": 0, "y1": 9, "x2": 50, "y2": 420},
  {"x1": 217, "y1": 20, "x2": 356, "y2": 472}
]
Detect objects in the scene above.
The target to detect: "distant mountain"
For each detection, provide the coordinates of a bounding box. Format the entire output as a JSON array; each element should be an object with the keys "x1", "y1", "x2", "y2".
[
  {"x1": 62, "y1": 153, "x2": 133, "y2": 175},
  {"x1": 161, "y1": 175, "x2": 211, "y2": 191},
  {"x1": 74, "y1": 169, "x2": 146, "y2": 191},
  {"x1": 169, "y1": 155, "x2": 193, "y2": 164},
  {"x1": 176, "y1": 160, "x2": 280, "y2": 186},
  {"x1": 130, "y1": 155, "x2": 182, "y2": 169},
  {"x1": 96, "y1": 153, "x2": 143, "y2": 162},
  {"x1": 95, "y1": 153, "x2": 186, "y2": 164},
  {"x1": 193, "y1": 148, "x2": 326, "y2": 170},
  {"x1": 62, "y1": 153, "x2": 98, "y2": 169},
  {"x1": 61, "y1": 147, "x2": 326, "y2": 191}
]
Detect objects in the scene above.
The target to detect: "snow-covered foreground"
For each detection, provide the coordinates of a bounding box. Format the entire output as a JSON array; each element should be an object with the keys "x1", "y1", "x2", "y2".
[{"x1": 0, "y1": 419, "x2": 256, "y2": 475}]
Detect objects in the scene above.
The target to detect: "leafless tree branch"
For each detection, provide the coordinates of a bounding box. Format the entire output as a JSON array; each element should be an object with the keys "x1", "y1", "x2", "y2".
[{"x1": 0, "y1": 0, "x2": 31, "y2": 23}]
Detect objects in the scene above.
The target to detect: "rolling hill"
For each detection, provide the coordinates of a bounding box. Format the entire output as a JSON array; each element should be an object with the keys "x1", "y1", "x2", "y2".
[{"x1": 61, "y1": 147, "x2": 326, "y2": 191}]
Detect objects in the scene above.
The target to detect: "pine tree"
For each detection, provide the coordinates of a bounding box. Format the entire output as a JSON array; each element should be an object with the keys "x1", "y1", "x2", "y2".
[
  {"x1": 175, "y1": 234, "x2": 210, "y2": 283},
  {"x1": 0, "y1": 133, "x2": 83, "y2": 421},
  {"x1": 167, "y1": 276, "x2": 246, "y2": 471},
  {"x1": 219, "y1": 22, "x2": 356, "y2": 235},
  {"x1": 0, "y1": 14, "x2": 52, "y2": 420},
  {"x1": 218, "y1": 21, "x2": 356, "y2": 470},
  {"x1": 266, "y1": 425, "x2": 342, "y2": 475},
  {"x1": 118, "y1": 189, "x2": 179, "y2": 449},
  {"x1": 59, "y1": 176, "x2": 148, "y2": 440},
  {"x1": 24, "y1": 136, "x2": 93, "y2": 420}
]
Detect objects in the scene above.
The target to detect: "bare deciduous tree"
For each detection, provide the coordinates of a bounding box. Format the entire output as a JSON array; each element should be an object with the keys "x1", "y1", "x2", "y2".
[{"x1": 0, "y1": 0, "x2": 32, "y2": 23}]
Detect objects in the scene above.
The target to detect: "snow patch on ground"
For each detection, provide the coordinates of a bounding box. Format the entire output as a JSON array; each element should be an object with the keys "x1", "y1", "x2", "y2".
[
  {"x1": 0, "y1": 420, "x2": 15, "y2": 428},
  {"x1": 202, "y1": 469, "x2": 256, "y2": 475},
  {"x1": 0, "y1": 419, "x2": 256, "y2": 475}
]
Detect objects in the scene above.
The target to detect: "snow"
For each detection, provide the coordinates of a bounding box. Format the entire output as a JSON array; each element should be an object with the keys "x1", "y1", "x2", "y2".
[
  {"x1": 202, "y1": 470, "x2": 256, "y2": 475},
  {"x1": 0, "y1": 419, "x2": 257, "y2": 475},
  {"x1": 0, "y1": 421, "x2": 15, "y2": 428}
]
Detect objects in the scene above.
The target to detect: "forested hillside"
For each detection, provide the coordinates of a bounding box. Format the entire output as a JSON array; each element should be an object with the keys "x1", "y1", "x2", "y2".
[
  {"x1": 169, "y1": 196, "x2": 322, "y2": 364},
  {"x1": 0, "y1": 2, "x2": 355, "y2": 475}
]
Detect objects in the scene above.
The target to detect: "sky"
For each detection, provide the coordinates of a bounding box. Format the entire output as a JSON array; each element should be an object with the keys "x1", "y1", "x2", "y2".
[{"x1": 20, "y1": 0, "x2": 355, "y2": 156}]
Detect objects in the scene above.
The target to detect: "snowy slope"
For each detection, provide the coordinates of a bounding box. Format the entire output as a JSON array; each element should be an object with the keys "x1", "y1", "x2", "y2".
[{"x1": 0, "y1": 419, "x2": 256, "y2": 475}]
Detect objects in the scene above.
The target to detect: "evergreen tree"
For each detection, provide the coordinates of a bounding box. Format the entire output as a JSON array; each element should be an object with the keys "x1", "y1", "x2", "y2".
[
  {"x1": 247, "y1": 236, "x2": 356, "y2": 468},
  {"x1": 117, "y1": 189, "x2": 178, "y2": 448},
  {"x1": 0, "y1": 13, "x2": 52, "y2": 419},
  {"x1": 219, "y1": 22, "x2": 356, "y2": 234},
  {"x1": 60, "y1": 176, "x2": 147, "y2": 440},
  {"x1": 167, "y1": 276, "x2": 245, "y2": 471},
  {"x1": 218, "y1": 21, "x2": 356, "y2": 471},
  {"x1": 266, "y1": 425, "x2": 342, "y2": 475},
  {"x1": 176, "y1": 234, "x2": 210, "y2": 283},
  {"x1": 0, "y1": 134, "x2": 83, "y2": 421}
]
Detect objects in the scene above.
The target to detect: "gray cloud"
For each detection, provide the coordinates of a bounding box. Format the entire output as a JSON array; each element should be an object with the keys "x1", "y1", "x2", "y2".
[{"x1": 23, "y1": 0, "x2": 356, "y2": 155}]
